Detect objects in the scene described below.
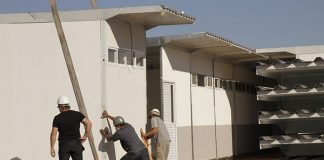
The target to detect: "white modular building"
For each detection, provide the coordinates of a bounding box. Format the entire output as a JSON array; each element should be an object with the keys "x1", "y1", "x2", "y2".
[
  {"x1": 0, "y1": 6, "x2": 194, "y2": 160},
  {"x1": 2, "y1": 3, "x2": 323, "y2": 160},
  {"x1": 146, "y1": 32, "x2": 267, "y2": 159}
]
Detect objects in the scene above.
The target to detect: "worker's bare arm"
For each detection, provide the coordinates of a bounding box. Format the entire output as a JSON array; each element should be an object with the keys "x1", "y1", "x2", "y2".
[
  {"x1": 101, "y1": 110, "x2": 115, "y2": 121},
  {"x1": 145, "y1": 127, "x2": 158, "y2": 139},
  {"x1": 80, "y1": 117, "x2": 92, "y2": 143},
  {"x1": 50, "y1": 127, "x2": 58, "y2": 157}
]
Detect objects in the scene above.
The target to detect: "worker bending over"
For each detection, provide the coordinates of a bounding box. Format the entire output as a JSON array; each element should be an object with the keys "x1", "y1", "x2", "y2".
[{"x1": 100, "y1": 110, "x2": 149, "y2": 160}]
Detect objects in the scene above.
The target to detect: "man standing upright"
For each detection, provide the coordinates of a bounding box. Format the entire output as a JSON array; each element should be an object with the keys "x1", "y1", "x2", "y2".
[
  {"x1": 50, "y1": 96, "x2": 92, "y2": 160},
  {"x1": 144, "y1": 108, "x2": 171, "y2": 160}
]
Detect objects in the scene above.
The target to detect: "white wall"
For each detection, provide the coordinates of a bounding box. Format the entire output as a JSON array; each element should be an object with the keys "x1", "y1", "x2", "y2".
[
  {"x1": 0, "y1": 21, "x2": 102, "y2": 160},
  {"x1": 160, "y1": 45, "x2": 260, "y2": 158},
  {"x1": 161, "y1": 46, "x2": 219, "y2": 159},
  {"x1": 0, "y1": 18, "x2": 148, "y2": 160},
  {"x1": 100, "y1": 18, "x2": 148, "y2": 159},
  {"x1": 161, "y1": 47, "x2": 191, "y2": 127},
  {"x1": 106, "y1": 17, "x2": 146, "y2": 51}
]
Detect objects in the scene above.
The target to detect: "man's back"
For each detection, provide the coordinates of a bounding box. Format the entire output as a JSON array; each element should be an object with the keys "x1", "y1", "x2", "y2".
[
  {"x1": 111, "y1": 123, "x2": 145, "y2": 153},
  {"x1": 151, "y1": 117, "x2": 170, "y2": 142},
  {"x1": 53, "y1": 110, "x2": 85, "y2": 140}
]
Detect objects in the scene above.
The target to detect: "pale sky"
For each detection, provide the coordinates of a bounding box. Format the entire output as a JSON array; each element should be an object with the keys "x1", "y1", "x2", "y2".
[{"x1": 1, "y1": 0, "x2": 323, "y2": 49}]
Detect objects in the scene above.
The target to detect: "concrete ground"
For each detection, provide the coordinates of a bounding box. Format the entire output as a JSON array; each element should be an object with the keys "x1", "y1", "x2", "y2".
[{"x1": 234, "y1": 148, "x2": 324, "y2": 160}]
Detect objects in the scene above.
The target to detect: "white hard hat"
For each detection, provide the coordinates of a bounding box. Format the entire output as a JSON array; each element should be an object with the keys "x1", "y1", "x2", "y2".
[
  {"x1": 150, "y1": 108, "x2": 160, "y2": 116},
  {"x1": 57, "y1": 96, "x2": 70, "y2": 105}
]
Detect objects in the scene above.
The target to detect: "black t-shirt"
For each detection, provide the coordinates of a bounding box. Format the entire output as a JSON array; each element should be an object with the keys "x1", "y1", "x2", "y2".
[
  {"x1": 111, "y1": 123, "x2": 145, "y2": 153},
  {"x1": 52, "y1": 110, "x2": 85, "y2": 141}
]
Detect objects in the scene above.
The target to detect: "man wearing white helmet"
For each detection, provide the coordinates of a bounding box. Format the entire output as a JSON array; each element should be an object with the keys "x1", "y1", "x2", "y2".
[
  {"x1": 50, "y1": 96, "x2": 92, "y2": 160},
  {"x1": 100, "y1": 110, "x2": 149, "y2": 160},
  {"x1": 144, "y1": 108, "x2": 170, "y2": 160}
]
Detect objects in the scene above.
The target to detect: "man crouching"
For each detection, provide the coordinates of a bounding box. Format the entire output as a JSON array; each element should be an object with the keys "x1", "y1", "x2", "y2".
[{"x1": 100, "y1": 110, "x2": 149, "y2": 160}]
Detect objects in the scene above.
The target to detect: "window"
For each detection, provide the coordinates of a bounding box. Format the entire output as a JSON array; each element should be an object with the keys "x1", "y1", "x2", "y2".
[
  {"x1": 227, "y1": 80, "x2": 233, "y2": 90},
  {"x1": 235, "y1": 81, "x2": 240, "y2": 90},
  {"x1": 118, "y1": 49, "x2": 131, "y2": 65},
  {"x1": 108, "y1": 47, "x2": 145, "y2": 67},
  {"x1": 251, "y1": 85, "x2": 257, "y2": 94},
  {"x1": 108, "y1": 48, "x2": 117, "y2": 63},
  {"x1": 246, "y1": 84, "x2": 250, "y2": 93},
  {"x1": 197, "y1": 74, "x2": 205, "y2": 87},
  {"x1": 135, "y1": 51, "x2": 145, "y2": 66},
  {"x1": 215, "y1": 78, "x2": 221, "y2": 88},
  {"x1": 170, "y1": 85, "x2": 174, "y2": 123},
  {"x1": 191, "y1": 74, "x2": 198, "y2": 85},
  {"x1": 220, "y1": 80, "x2": 226, "y2": 89},
  {"x1": 205, "y1": 76, "x2": 213, "y2": 87}
]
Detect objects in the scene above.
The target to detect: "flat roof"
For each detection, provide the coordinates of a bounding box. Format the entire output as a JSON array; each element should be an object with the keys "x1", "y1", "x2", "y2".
[
  {"x1": 257, "y1": 51, "x2": 296, "y2": 60},
  {"x1": 148, "y1": 32, "x2": 267, "y2": 63},
  {"x1": 0, "y1": 5, "x2": 195, "y2": 30},
  {"x1": 257, "y1": 45, "x2": 324, "y2": 56}
]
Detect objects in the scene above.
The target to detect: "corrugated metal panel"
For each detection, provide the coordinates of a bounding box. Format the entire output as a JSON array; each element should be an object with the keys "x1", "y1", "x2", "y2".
[{"x1": 163, "y1": 82, "x2": 177, "y2": 160}]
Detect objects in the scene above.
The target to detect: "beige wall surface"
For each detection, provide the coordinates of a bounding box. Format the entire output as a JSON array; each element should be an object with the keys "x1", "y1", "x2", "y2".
[
  {"x1": 213, "y1": 59, "x2": 260, "y2": 155},
  {"x1": 106, "y1": 17, "x2": 146, "y2": 51},
  {"x1": 216, "y1": 125, "x2": 233, "y2": 158},
  {"x1": 161, "y1": 45, "x2": 259, "y2": 158},
  {"x1": 0, "y1": 18, "x2": 148, "y2": 160},
  {"x1": 101, "y1": 19, "x2": 147, "y2": 159},
  {"x1": 103, "y1": 64, "x2": 147, "y2": 158},
  {"x1": 0, "y1": 21, "x2": 102, "y2": 160},
  {"x1": 191, "y1": 87, "x2": 215, "y2": 126},
  {"x1": 192, "y1": 125, "x2": 217, "y2": 160},
  {"x1": 161, "y1": 47, "x2": 192, "y2": 127},
  {"x1": 161, "y1": 46, "x2": 239, "y2": 159},
  {"x1": 177, "y1": 127, "x2": 193, "y2": 160}
]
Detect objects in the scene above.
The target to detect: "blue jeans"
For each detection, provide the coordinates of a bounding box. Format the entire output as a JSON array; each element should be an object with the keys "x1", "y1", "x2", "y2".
[{"x1": 59, "y1": 139, "x2": 84, "y2": 160}]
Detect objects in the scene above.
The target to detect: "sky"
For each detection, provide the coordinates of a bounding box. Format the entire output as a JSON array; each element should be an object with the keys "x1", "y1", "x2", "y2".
[{"x1": 0, "y1": 0, "x2": 323, "y2": 49}]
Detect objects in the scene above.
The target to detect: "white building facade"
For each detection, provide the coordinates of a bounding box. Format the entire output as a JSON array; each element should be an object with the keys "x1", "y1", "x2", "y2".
[
  {"x1": 147, "y1": 32, "x2": 266, "y2": 159},
  {"x1": 0, "y1": 6, "x2": 194, "y2": 160}
]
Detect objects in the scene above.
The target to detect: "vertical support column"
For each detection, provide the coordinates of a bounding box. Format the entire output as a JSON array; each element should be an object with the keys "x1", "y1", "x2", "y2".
[
  {"x1": 189, "y1": 52, "x2": 195, "y2": 160},
  {"x1": 212, "y1": 59, "x2": 218, "y2": 159}
]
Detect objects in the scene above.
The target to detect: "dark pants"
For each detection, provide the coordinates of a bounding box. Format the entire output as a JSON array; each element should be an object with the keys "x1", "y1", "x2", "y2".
[
  {"x1": 59, "y1": 139, "x2": 84, "y2": 160},
  {"x1": 121, "y1": 148, "x2": 149, "y2": 160}
]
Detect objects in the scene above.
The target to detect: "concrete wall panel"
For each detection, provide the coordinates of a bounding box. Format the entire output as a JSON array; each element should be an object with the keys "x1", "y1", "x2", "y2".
[
  {"x1": 161, "y1": 47, "x2": 191, "y2": 127},
  {"x1": 0, "y1": 21, "x2": 102, "y2": 160},
  {"x1": 177, "y1": 126, "x2": 193, "y2": 160},
  {"x1": 192, "y1": 125, "x2": 217, "y2": 160},
  {"x1": 101, "y1": 19, "x2": 147, "y2": 159}
]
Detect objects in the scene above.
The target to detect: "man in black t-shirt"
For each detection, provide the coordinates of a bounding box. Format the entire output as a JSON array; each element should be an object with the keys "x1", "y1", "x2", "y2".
[
  {"x1": 50, "y1": 96, "x2": 92, "y2": 160},
  {"x1": 100, "y1": 110, "x2": 149, "y2": 160}
]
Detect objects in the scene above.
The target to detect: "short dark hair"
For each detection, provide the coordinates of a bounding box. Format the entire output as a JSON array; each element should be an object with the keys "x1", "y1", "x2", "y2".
[{"x1": 58, "y1": 104, "x2": 70, "y2": 109}]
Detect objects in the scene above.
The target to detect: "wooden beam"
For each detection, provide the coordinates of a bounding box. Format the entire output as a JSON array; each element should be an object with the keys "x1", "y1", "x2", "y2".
[
  {"x1": 50, "y1": 0, "x2": 99, "y2": 159},
  {"x1": 90, "y1": 0, "x2": 97, "y2": 9}
]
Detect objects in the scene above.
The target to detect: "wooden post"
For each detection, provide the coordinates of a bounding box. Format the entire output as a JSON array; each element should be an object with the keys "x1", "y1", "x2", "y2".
[
  {"x1": 140, "y1": 129, "x2": 153, "y2": 160},
  {"x1": 90, "y1": 0, "x2": 97, "y2": 9},
  {"x1": 50, "y1": 0, "x2": 99, "y2": 159}
]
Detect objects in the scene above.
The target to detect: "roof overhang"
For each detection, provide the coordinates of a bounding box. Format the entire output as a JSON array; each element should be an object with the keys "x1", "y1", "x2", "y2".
[
  {"x1": 0, "y1": 5, "x2": 195, "y2": 30},
  {"x1": 148, "y1": 32, "x2": 267, "y2": 63},
  {"x1": 257, "y1": 51, "x2": 296, "y2": 59}
]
